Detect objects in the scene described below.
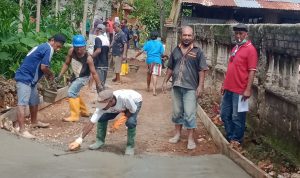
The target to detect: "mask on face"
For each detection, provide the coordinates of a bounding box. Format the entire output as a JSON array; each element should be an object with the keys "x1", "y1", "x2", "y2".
[{"x1": 236, "y1": 39, "x2": 247, "y2": 45}]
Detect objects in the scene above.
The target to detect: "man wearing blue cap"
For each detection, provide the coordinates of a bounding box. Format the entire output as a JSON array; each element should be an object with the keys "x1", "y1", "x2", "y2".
[{"x1": 56, "y1": 34, "x2": 103, "y2": 122}]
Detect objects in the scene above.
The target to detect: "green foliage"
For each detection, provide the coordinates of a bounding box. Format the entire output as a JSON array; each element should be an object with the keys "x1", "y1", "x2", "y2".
[
  {"x1": 0, "y1": 0, "x2": 80, "y2": 79},
  {"x1": 132, "y1": 0, "x2": 172, "y2": 32}
]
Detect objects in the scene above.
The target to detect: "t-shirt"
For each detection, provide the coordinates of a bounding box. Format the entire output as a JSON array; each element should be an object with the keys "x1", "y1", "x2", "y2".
[
  {"x1": 94, "y1": 34, "x2": 110, "y2": 68},
  {"x1": 168, "y1": 44, "x2": 208, "y2": 90},
  {"x1": 122, "y1": 26, "x2": 130, "y2": 42},
  {"x1": 107, "y1": 20, "x2": 114, "y2": 34},
  {"x1": 109, "y1": 89, "x2": 143, "y2": 113},
  {"x1": 223, "y1": 41, "x2": 258, "y2": 94},
  {"x1": 112, "y1": 31, "x2": 127, "y2": 56},
  {"x1": 15, "y1": 43, "x2": 54, "y2": 86},
  {"x1": 143, "y1": 40, "x2": 164, "y2": 65}
]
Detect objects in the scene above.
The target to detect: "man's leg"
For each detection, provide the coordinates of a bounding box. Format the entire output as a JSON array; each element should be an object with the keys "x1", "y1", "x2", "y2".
[
  {"x1": 63, "y1": 77, "x2": 88, "y2": 122},
  {"x1": 112, "y1": 56, "x2": 121, "y2": 82},
  {"x1": 182, "y1": 88, "x2": 197, "y2": 149},
  {"x1": 17, "y1": 105, "x2": 26, "y2": 133},
  {"x1": 16, "y1": 82, "x2": 35, "y2": 138},
  {"x1": 231, "y1": 92, "x2": 247, "y2": 143},
  {"x1": 220, "y1": 90, "x2": 234, "y2": 142},
  {"x1": 152, "y1": 74, "x2": 157, "y2": 96},
  {"x1": 89, "y1": 113, "x2": 118, "y2": 150},
  {"x1": 125, "y1": 102, "x2": 142, "y2": 155},
  {"x1": 169, "y1": 86, "x2": 184, "y2": 143}
]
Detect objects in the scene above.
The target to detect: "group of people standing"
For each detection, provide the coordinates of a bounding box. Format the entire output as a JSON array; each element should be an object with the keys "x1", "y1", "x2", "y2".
[{"x1": 12, "y1": 20, "x2": 257, "y2": 155}]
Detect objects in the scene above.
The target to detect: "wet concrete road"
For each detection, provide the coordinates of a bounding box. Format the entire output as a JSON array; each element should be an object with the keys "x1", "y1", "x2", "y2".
[{"x1": 0, "y1": 130, "x2": 251, "y2": 178}]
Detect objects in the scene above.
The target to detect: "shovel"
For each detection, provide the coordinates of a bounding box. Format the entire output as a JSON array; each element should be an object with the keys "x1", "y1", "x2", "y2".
[{"x1": 53, "y1": 148, "x2": 87, "y2": 157}]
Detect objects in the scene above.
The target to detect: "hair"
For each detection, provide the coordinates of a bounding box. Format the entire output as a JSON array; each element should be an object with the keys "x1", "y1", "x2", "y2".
[
  {"x1": 49, "y1": 34, "x2": 66, "y2": 44},
  {"x1": 114, "y1": 22, "x2": 121, "y2": 27},
  {"x1": 150, "y1": 31, "x2": 159, "y2": 40},
  {"x1": 122, "y1": 19, "x2": 128, "y2": 24}
]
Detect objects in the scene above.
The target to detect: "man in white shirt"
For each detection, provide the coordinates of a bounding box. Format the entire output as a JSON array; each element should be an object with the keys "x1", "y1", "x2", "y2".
[{"x1": 68, "y1": 89, "x2": 142, "y2": 155}]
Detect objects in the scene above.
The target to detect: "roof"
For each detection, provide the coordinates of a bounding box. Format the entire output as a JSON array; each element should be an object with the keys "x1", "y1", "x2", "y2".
[{"x1": 182, "y1": 0, "x2": 300, "y2": 10}]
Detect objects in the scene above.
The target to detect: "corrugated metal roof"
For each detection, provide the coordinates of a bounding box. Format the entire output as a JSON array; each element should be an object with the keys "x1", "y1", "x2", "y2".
[
  {"x1": 182, "y1": 0, "x2": 300, "y2": 10},
  {"x1": 258, "y1": 0, "x2": 300, "y2": 10},
  {"x1": 234, "y1": 0, "x2": 261, "y2": 8},
  {"x1": 182, "y1": 0, "x2": 236, "y2": 7}
]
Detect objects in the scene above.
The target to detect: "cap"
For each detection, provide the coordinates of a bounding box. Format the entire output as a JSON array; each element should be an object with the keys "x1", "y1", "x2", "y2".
[
  {"x1": 97, "y1": 90, "x2": 114, "y2": 102},
  {"x1": 51, "y1": 34, "x2": 66, "y2": 44},
  {"x1": 97, "y1": 24, "x2": 106, "y2": 30},
  {"x1": 233, "y1": 23, "x2": 248, "y2": 32}
]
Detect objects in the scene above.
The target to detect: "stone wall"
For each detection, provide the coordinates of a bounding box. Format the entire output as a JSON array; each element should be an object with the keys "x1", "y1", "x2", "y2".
[{"x1": 166, "y1": 24, "x2": 300, "y2": 154}]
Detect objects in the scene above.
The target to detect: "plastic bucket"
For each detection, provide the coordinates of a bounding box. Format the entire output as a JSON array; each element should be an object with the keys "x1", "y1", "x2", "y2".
[{"x1": 42, "y1": 89, "x2": 57, "y2": 103}]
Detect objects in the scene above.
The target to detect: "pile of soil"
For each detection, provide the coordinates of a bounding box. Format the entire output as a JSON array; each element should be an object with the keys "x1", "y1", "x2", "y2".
[{"x1": 0, "y1": 76, "x2": 17, "y2": 112}]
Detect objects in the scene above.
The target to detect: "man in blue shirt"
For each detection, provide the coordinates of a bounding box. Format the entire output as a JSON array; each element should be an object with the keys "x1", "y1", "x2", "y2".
[
  {"x1": 135, "y1": 31, "x2": 164, "y2": 96},
  {"x1": 111, "y1": 22, "x2": 127, "y2": 82},
  {"x1": 121, "y1": 19, "x2": 131, "y2": 54},
  {"x1": 14, "y1": 34, "x2": 66, "y2": 139}
]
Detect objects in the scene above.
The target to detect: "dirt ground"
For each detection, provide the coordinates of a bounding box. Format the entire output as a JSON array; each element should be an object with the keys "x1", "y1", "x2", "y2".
[{"x1": 18, "y1": 51, "x2": 219, "y2": 156}]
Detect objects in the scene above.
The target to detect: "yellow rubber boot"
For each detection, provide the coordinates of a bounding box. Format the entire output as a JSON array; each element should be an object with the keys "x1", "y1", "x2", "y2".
[
  {"x1": 63, "y1": 98, "x2": 80, "y2": 122},
  {"x1": 79, "y1": 97, "x2": 90, "y2": 117}
]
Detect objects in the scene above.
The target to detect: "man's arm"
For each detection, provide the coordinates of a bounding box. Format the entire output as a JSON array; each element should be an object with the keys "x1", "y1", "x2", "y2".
[
  {"x1": 123, "y1": 43, "x2": 128, "y2": 59},
  {"x1": 135, "y1": 49, "x2": 144, "y2": 59},
  {"x1": 197, "y1": 70, "x2": 205, "y2": 97},
  {"x1": 57, "y1": 48, "x2": 73, "y2": 78},
  {"x1": 87, "y1": 55, "x2": 102, "y2": 91},
  {"x1": 242, "y1": 70, "x2": 256, "y2": 100},
  {"x1": 92, "y1": 37, "x2": 102, "y2": 59},
  {"x1": 40, "y1": 65, "x2": 54, "y2": 80}
]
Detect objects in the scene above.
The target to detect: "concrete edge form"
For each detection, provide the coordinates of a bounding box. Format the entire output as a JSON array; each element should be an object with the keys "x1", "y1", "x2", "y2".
[
  {"x1": 0, "y1": 86, "x2": 69, "y2": 122},
  {"x1": 197, "y1": 104, "x2": 271, "y2": 178}
]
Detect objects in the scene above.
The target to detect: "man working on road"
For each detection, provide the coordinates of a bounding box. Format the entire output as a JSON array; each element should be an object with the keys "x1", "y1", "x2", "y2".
[
  {"x1": 162, "y1": 26, "x2": 208, "y2": 150},
  {"x1": 14, "y1": 34, "x2": 66, "y2": 138},
  {"x1": 92, "y1": 24, "x2": 110, "y2": 89},
  {"x1": 221, "y1": 23, "x2": 258, "y2": 149},
  {"x1": 56, "y1": 34, "x2": 103, "y2": 122},
  {"x1": 111, "y1": 22, "x2": 127, "y2": 82},
  {"x1": 68, "y1": 89, "x2": 143, "y2": 156},
  {"x1": 121, "y1": 19, "x2": 131, "y2": 53}
]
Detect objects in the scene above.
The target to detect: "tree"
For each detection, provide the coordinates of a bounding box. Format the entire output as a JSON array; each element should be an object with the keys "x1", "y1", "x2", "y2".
[
  {"x1": 132, "y1": 0, "x2": 172, "y2": 34},
  {"x1": 82, "y1": 0, "x2": 89, "y2": 36},
  {"x1": 156, "y1": 0, "x2": 165, "y2": 38},
  {"x1": 18, "y1": 0, "x2": 24, "y2": 32},
  {"x1": 36, "y1": 0, "x2": 41, "y2": 32}
]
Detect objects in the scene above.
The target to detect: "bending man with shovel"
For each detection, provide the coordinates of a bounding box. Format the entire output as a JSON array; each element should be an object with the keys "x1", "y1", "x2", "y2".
[{"x1": 68, "y1": 89, "x2": 142, "y2": 156}]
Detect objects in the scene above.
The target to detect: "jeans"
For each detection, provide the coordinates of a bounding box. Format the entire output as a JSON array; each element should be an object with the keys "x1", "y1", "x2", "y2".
[
  {"x1": 221, "y1": 90, "x2": 246, "y2": 143},
  {"x1": 171, "y1": 86, "x2": 197, "y2": 129},
  {"x1": 16, "y1": 82, "x2": 39, "y2": 106},
  {"x1": 68, "y1": 76, "x2": 89, "y2": 98},
  {"x1": 98, "y1": 101, "x2": 142, "y2": 129},
  {"x1": 96, "y1": 68, "x2": 108, "y2": 88}
]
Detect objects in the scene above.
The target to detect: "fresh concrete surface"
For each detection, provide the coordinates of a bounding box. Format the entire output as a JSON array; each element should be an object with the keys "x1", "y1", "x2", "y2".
[{"x1": 0, "y1": 130, "x2": 251, "y2": 178}]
